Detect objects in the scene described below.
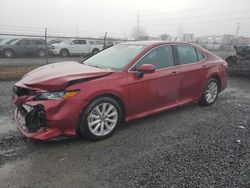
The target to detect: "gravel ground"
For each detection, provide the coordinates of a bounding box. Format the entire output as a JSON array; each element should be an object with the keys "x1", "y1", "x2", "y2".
[
  {"x1": 0, "y1": 76, "x2": 250, "y2": 187},
  {"x1": 0, "y1": 81, "x2": 15, "y2": 117}
]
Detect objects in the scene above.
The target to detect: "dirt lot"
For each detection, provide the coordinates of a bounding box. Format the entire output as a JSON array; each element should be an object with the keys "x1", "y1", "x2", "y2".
[{"x1": 0, "y1": 75, "x2": 250, "y2": 187}]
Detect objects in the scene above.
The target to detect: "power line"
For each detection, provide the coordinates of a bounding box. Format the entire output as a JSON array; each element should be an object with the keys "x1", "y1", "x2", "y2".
[
  {"x1": 0, "y1": 33, "x2": 130, "y2": 41},
  {"x1": 140, "y1": 10, "x2": 250, "y2": 24},
  {"x1": 137, "y1": 12, "x2": 140, "y2": 38},
  {"x1": 235, "y1": 22, "x2": 240, "y2": 37},
  {"x1": 139, "y1": 0, "x2": 244, "y2": 15},
  {"x1": 140, "y1": 17, "x2": 250, "y2": 27}
]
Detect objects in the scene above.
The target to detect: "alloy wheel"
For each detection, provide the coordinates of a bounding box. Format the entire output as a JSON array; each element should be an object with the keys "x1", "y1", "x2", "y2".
[
  {"x1": 38, "y1": 50, "x2": 46, "y2": 57},
  {"x1": 4, "y1": 50, "x2": 13, "y2": 58},
  {"x1": 87, "y1": 103, "x2": 118, "y2": 136},
  {"x1": 205, "y1": 81, "x2": 218, "y2": 104}
]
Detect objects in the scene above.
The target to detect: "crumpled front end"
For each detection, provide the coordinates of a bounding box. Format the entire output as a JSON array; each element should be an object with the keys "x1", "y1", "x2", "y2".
[{"x1": 12, "y1": 83, "x2": 88, "y2": 141}]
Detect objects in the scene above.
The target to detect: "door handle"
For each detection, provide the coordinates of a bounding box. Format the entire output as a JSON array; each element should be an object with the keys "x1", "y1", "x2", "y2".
[
  {"x1": 202, "y1": 65, "x2": 207, "y2": 68},
  {"x1": 170, "y1": 71, "x2": 179, "y2": 76}
]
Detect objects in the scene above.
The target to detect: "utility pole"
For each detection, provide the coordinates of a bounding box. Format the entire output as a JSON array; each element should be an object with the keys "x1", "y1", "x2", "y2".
[
  {"x1": 137, "y1": 12, "x2": 140, "y2": 40},
  {"x1": 235, "y1": 22, "x2": 240, "y2": 37},
  {"x1": 45, "y1": 28, "x2": 48, "y2": 64},
  {"x1": 234, "y1": 22, "x2": 240, "y2": 46},
  {"x1": 103, "y1": 32, "x2": 107, "y2": 49}
]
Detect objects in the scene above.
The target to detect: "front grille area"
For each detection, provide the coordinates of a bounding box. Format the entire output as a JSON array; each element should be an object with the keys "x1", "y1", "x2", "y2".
[
  {"x1": 18, "y1": 104, "x2": 46, "y2": 132},
  {"x1": 13, "y1": 86, "x2": 36, "y2": 96}
]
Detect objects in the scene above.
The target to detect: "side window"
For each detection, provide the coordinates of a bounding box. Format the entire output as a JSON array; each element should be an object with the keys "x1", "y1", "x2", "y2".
[
  {"x1": 35, "y1": 40, "x2": 45, "y2": 45},
  {"x1": 16, "y1": 39, "x2": 29, "y2": 46},
  {"x1": 29, "y1": 40, "x2": 37, "y2": 45},
  {"x1": 78, "y1": 40, "x2": 86, "y2": 44},
  {"x1": 177, "y1": 45, "x2": 198, "y2": 65},
  {"x1": 72, "y1": 40, "x2": 78, "y2": 45},
  {"x1": 72, "y1": 40, "x2": 86, "y2": 44},
  {"x1": 133, "y1": 45, "x2": 174, "y2": 70},
  {"x1": 196, "y1": 50, "x2": 204, "y2": 61}
]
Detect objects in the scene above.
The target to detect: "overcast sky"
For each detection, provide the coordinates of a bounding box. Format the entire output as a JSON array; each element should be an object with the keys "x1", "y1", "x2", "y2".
[{"x1": 0, "y1": 0, "x2": 250, "y2": 38}]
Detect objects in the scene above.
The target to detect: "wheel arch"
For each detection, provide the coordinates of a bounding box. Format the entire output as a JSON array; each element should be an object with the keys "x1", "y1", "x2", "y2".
[
  {"x1": 76, "y1": 93, "x2": 126, "y2": 137},
  {"x1": 3, "y1": 48, "x2": 16, "y2": 55},
  {"x1": 60, "y1": 48, "x2": 69, "y2": 53},
  {"x1": 92, "y1": 48, "x2": 99, "y2": 53},
  {"x1": 36, "y1": 48, "x2": 46, "y2": 52},
  {"x1": 208, "y1": 73, "x2": 221, "y2": 91}
]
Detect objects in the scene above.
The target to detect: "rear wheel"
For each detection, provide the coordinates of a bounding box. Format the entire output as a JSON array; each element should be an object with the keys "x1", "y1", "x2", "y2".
[
  {"x1": 60, "y1": 49, "x2": 69, "y2": 57},
  {"x1": 37, "y1": 49, "x2": 46, "y2": 58},
  {"x1": 199, "y1": 78, "x2": 219, "y2": 106},
  {"x1": 79, "y1": 97, "x2": 122, "y2": 141},
  {"x1": 3, "y1": 49, "x2": 14, "y2": 58},
  {"x1": 92, "y1": 48, "x2": 99, "y2": 55}
]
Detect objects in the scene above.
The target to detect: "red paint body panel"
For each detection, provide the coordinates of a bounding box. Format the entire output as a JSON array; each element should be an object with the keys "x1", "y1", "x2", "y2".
[{"x1": 12, "y1": 41, "x2": 228, "y2": 140}]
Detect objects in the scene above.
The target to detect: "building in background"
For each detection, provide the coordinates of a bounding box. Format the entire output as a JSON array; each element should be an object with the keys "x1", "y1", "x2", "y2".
[
  {"x1": 237, "y1": 36, "x2": 250, "y2": 45},
  {"x1": 183, "y1": 33, "x2": 194, "y2": 42},
  {"x1": 159, "y1": 33, "x2": 171, "y2": 41}
]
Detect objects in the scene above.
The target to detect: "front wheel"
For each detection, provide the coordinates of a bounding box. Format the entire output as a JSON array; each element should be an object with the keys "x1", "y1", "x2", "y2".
[
  {"x1": 92, "y1": 48, "x2": 99, "y2": 55},
  {"x1": 60, "y1": 49, "x2": 69, "y2": 57},
  {"x1": 199, "y1": 78, "x2": 219, "y2": 106},
  {"x1": 79, "y1": 97, "x2": 122, "y2": 141},
  {"x1": 3, "y1": 49, "x2": 15, "y2": 58}
]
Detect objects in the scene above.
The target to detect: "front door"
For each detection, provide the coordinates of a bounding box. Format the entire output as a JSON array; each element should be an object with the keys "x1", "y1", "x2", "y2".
[
  {"x1": 127, "y1": 45, "x2": 181, "y2": 117},
  {"x1": 14, "y1": 39, "x2": 29, "y2": 55}
]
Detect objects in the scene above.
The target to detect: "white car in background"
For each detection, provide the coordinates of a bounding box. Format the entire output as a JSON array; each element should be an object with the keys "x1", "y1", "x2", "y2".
[{"x1": 49, "y1": 39, "x2": 104, "y2": 57}]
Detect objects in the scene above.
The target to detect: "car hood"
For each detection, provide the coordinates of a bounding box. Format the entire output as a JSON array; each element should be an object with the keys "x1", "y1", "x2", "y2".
[
  {"x1": 51, "y1": 42, "x2": 68, "y2": 47},
  {"x1": 19, "y1": 61, "x2": 112, "y2": 90}
]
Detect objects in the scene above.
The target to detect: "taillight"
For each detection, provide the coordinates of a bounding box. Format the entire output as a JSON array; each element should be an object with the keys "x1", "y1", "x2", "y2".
[{"x1": 222, "y1": 60, "x2": 228, "y2": 68}]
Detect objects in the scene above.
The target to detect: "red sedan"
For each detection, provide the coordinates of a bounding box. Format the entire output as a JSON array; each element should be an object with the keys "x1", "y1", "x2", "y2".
[{"x1": 12, "y1": 41, "x2": 227, "y2": 141}]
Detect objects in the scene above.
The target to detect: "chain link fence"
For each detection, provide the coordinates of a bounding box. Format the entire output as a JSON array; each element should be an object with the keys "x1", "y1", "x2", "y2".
[
  {"x1": 0, "y1": 32, "x2": 249, "y2": 66},
  {"x1": 0, "y1": 32, "x2": 131, "y2": 66}
]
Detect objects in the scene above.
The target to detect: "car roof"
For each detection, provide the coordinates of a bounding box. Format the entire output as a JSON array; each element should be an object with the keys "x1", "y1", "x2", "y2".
[{"x1": 120, "y1": 40, "x2": 198, "y2": 47}]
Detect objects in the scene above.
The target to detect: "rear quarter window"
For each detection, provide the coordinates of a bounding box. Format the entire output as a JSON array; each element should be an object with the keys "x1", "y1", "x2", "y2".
[
  {"x1": 177, "y1": 45, "x2": 198, "y2": 65},
  {"x1": 196, "y1": 50, "x2": 204, "y2": 61}
]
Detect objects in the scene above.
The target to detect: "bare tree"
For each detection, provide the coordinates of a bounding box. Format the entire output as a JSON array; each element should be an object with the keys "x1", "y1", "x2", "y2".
[{"x1": 131, "y1": 26, "x2": 147, "y2": 39}]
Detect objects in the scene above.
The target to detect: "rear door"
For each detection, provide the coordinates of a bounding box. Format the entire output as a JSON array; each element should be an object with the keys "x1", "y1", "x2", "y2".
[
  {"x1": 127, "y1": 45, "x2": 181, "y2": 117},
  {"x1": 71, "y1": 40, "x2": 88, "y2": 54},
  {"x1": 175, "y1": 44, "x2": 206, "y2": 103},
  {"x1": 14, "y1": 39, "x2": 29, "y2": 54},
  {"x1": 28, "y1": 39, "x2": 38, "y2": 54}
]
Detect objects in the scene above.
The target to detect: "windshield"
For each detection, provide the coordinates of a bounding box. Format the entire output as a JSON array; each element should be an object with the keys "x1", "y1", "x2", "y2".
[
  {"x1": 83, "y1": 44, "x2": 145, "y2": 70},
  {"x1": 6, "y1": 39, "x2": 18, "y2": 44}
]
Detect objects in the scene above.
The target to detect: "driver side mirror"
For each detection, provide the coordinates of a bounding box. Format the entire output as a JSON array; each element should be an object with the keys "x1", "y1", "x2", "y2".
[{"x1": 136, "y1": 64, "x2": 156, "y2": 77}]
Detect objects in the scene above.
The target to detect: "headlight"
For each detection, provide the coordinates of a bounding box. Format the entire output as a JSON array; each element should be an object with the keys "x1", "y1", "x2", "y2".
[{"x1": 34, "y1": 90, "x2": 79, "y2": 100}]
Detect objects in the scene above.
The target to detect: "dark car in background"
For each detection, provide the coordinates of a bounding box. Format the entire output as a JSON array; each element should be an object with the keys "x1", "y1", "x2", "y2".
[{"x1": 0, "y1": 38, "x2": 47, "y2": 58}]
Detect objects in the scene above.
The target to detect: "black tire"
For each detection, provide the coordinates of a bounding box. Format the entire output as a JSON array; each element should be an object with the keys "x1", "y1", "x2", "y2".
[
  {"x1": 92, "y1": 48, "x2": 99, "y2": 55},
  {"x1": 37, "y1": 49, "x2": 46, "y2": 58},
  {"x1": 60, "y1": 49, "x2": 69, "y2": 57},
  {"x1": 199, "y1": 78, "x2": 219, "y2": 106},
  {"x1": 225, "y1": 55, "x2": 237, "y2": 67},
  {"x1": 79, "y1": 97, "x2": 122, "y2": 141},
  {"x1": 3, "y1": 49, "x2": 15, "y2": 58}
]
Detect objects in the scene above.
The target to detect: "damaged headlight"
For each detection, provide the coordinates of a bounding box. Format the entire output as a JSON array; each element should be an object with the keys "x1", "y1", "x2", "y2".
[{"x1": 34, "y1": 90, "x2": 79, "y2": 100}]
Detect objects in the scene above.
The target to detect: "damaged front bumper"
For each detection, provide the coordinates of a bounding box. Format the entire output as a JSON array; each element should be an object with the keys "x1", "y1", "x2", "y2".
[
  {"x1": 14, "y1": 103, "x2": 63, "y2": 140},
  {"x1": 11, "y1": 87, "x2": 88, "y2": 141}
]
